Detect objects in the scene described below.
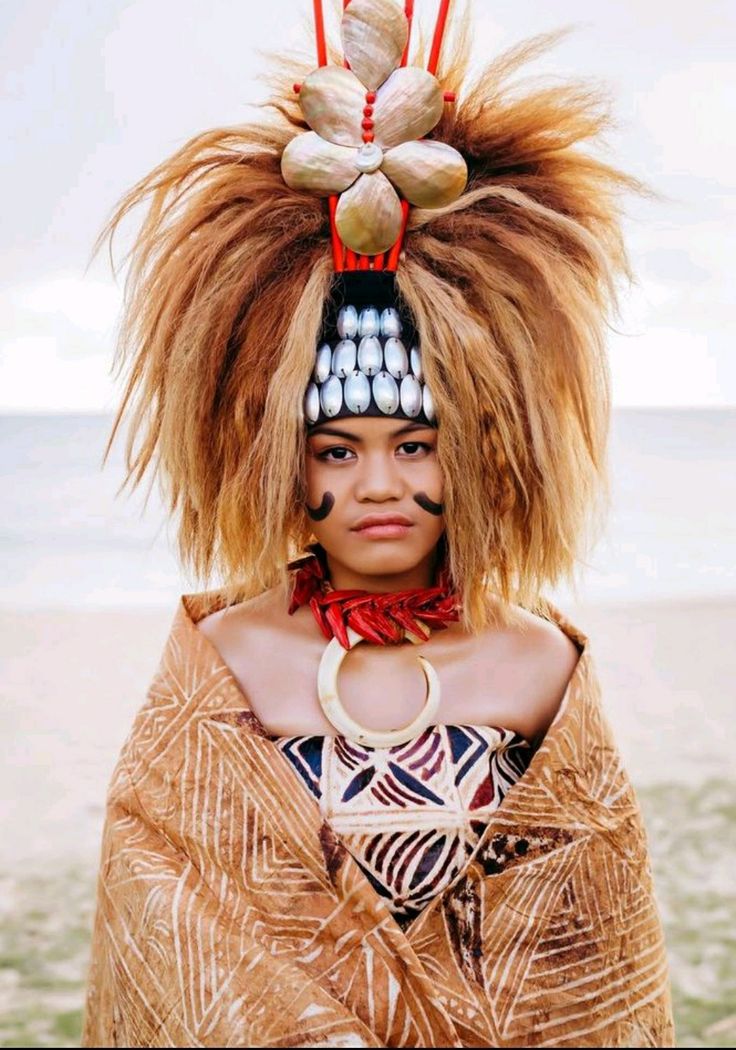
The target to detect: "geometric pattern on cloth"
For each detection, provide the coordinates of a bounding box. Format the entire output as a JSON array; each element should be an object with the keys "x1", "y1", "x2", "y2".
[
  {"x1": 276, "y1": 724, "x2": 532, "y2": 926},
  {"x1": 81, "y1": 590, "x2": 676, "y2": 1048}
]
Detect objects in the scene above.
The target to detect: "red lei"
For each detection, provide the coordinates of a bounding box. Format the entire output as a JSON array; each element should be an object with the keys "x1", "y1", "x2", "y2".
[{"x1": 287, "y1": 544, "x2": 460, "y2": 648}]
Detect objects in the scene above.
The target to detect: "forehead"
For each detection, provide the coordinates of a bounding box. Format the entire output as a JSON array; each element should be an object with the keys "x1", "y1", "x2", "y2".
[{"x1": 308, "y1": 417, "x2": 437, "y2": 442}]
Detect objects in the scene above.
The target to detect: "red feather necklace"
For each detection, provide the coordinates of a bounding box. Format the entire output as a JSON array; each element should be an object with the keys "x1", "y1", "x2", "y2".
[{"x1": 287, "y1": 543, "x2": 460, "y2": 649}]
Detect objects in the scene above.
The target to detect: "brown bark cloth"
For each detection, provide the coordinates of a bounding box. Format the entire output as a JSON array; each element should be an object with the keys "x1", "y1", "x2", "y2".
[{"x1": 82, "y1": 589, "x2": 675, "y2": 1047}]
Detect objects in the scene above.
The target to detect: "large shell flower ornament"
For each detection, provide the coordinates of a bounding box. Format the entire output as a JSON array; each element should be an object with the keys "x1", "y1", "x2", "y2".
[{"x1": 281, "y1": 0, "x2": 468, "y2": 255}]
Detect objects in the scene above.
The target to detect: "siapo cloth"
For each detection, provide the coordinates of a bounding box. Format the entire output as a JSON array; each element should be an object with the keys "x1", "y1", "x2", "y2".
[{"x1": 82, "y1": 590, "x2": 675, "y2": 1048}]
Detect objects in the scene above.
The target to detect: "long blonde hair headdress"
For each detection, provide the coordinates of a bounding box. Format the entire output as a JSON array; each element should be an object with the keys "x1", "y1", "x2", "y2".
[{"x1": 97, "y1": 0, "x2": 642, "y2": 629}]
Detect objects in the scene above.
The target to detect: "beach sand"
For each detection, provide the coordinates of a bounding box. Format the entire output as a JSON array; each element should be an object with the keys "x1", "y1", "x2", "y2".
[
  {"x1": 1, "y1": 597, "x2": 735, "y2": 1046},
  {"x1": 2, "y1": 596, "x2": 733, "y2": 866}
]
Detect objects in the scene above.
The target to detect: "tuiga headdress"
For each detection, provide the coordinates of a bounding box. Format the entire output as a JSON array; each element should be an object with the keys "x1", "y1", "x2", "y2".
[
  {"x1": 282, "y1": 0, "x2": 468, "y2": 429},
  {"x1": 99, "y1": 0, "x2": 639, "y2": 627}
]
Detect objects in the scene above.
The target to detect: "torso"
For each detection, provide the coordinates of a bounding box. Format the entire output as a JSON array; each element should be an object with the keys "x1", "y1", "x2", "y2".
[{"x1": 196, "y1": 581, "x2": 581, "y2": 749}]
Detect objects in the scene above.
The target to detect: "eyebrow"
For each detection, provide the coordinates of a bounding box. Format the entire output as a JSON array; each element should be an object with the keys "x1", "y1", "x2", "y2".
[{"x1": 309, "y1": 422, "x2": 434, "y2": 442}]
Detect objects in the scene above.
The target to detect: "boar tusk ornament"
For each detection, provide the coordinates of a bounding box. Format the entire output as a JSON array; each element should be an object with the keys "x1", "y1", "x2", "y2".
[{"x1": 317, "y1": 623, "x2": 441, "y2": 748}]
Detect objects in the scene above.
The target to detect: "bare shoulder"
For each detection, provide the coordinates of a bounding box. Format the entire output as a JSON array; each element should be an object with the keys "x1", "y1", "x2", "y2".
[
  {"x1": 476, "y1": 601, "x2": 582, "y2": 746},
  {"x1": 197, "y1": 583, "x2": 286, "y2": 639},
  {"x1": 195, "y1": 580, "x2": 319, "y2": 671}
]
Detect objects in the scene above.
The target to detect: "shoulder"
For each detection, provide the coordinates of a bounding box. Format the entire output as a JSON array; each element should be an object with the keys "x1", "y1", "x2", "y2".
[
  {"x1": 196, "y1": 580, "x2": 319, "y2": 662},
  {"x1": 477, "y1": 602, "x2": 582, "y2": 746}
]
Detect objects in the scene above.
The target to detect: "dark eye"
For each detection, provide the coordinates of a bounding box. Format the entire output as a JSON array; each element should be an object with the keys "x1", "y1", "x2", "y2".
[
  {"x1": 398, "y1": 441, "x2": 432, "y2": 456},
  {"x1": 317, "y1": 445, "x2": 355, "y2": 462}
]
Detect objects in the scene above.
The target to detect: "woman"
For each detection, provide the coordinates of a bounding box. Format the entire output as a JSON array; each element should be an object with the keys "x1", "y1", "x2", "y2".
[{"x1": 83, "y1": 0, "x2": 675, "y2": 1045}]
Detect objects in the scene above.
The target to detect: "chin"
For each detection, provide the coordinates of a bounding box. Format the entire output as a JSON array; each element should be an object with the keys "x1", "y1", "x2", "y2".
[{"x1": 345, "y1": 540, "x2": 430, "y2": 576}]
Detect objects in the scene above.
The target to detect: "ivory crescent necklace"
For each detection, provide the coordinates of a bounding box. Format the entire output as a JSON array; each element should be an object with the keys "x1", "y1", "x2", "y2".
[{"x1": 317, "y1": 622, "x2": 441, "y2": 749}]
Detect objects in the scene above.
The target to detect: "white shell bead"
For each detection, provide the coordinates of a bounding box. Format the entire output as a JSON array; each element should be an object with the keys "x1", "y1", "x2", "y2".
[
  {"x1": 357, "y1": 335, "x2": 383, "y2": 376},
  {"x1": 313, "y1": 343, "x2": 332, "y2": 383},
  {"x1": 399, "y1": 374, "x2": 422, "y2": 417},
  {"x1": 344, "y1": 369, "x2": 371, "y2": 413},
  {"x1": 358, "y1": 307, "x2": 380, "y2": 337},
  {"x1": 380, "y1": 307, "x2": 402, "y2": 337},
  {"x1": 337, "y1": 305, "x2": 358, "y2": 339},
  {"x1": 354, "y1": 142, "x2": 383, "y2": 173},
  {"x1": 304, "y1": 382, "x2": 320, "y2": 423},
  {"x1": 410, "y1": 345, "x2": 423, "y2": 380},
  {"x1": 320, "y1": 374, "x2": 343, "y2": 417},
  {"x1": 372, "y1": 371, "x2": 400, "y2": 414},
  {"x1": 332, "y1": 339, "x2": 357, "y2": 378},
  {"x1": 422, "y1": 383, "x2": 436, "y2": 423},
  {"x1": 384, "y1": 337, "x2": 408, "y2": 379}
]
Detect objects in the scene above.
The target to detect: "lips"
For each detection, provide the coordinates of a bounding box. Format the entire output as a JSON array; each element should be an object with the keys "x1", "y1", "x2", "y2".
[{"x1": 351, "y1": 513, "x2": 414, "y2": 531}]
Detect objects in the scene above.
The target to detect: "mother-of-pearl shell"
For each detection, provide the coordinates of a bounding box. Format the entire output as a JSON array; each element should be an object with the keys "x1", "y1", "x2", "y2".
[
  {"x1": 422, "y1": 384, "x2": 436, "y2": 423},
  {"x1": 410, "y1": 345, "x2": 422, "y2": 380},
  {"x1": 384, "y1": 337, "x2": 408, "y2": 379},
  {"x1": 298, "y1": 66, "x2": 365, "y2": 148},
  {"x1": 313, "y1": 343, "x2": 332, "y2": 383},
  {"x1": 358, "y1": 306, "x2": 381, "y2": 338},
  {"x1": 304, "y1": 382, "x2": 321, "y2": 423},
  {"x1": 331, "y1": 339, "x2": 357, "y2": 378},
  {"x1": 341, "y1": 0, "x2": 409, "y2": 92},
  {"x1": 380, "y1": 307, "x2": 402, "y2": 337},
  {"x1": 399, "y1": 374, "x2": 422, "y2": 417},
  {"x1": 344, "y1": 370, "x2": 371, "y2": 414},
  {"x1": 372, "y1": 370, "x2": 399, "y2": 414},
  {"x1": 320, "y1": 374, "x2": 343, "y2": 418},
  {"x1": 337, "y1": 305, "x2": 358, "y2": 339},
  {"x1": 380, "y1": 139, "x2": 468, "y2": 208},
  {"x1": 373, "y1": 67, "x2": 444, "y2": 150},
  {"x1": 280, "y1": 131, "x2": 359, "y2": 195},
  {"x1": 357, "y1": 335, "x2": 383, "y2": 376},
  {"x1": 335, "y1": 171, "x2": 403, "y2": 256}
]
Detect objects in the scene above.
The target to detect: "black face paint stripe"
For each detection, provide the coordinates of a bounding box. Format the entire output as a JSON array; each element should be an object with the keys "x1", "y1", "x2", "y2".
[
  {"x1": 306, "y1": 491, "x2": 335, "y2": 521},
  {"x1": 413, "y1": 491, "x2": 444, "y2": 516}
]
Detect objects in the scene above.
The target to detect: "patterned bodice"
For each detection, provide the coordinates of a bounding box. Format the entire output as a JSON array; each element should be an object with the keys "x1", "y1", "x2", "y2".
[{"x1": 276, "y1": 724, "x2": 533, "y2": 926}]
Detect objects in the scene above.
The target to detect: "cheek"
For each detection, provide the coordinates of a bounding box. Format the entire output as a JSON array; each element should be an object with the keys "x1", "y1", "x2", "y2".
[
  {"x1": 306, "y1": 456, "x2": 337, "y2": 503},
  {"x1": 304, "y1": 457, "x2": 350, "y2": 536},
  {"x1": 414, "y1": 456, "x2": 444, "y2": 500}
]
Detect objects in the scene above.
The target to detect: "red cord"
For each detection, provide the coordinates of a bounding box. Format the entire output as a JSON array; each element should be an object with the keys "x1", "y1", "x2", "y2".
[
  {"x1": 328, "y1": 196, "x2": 344, "y2": 271},
  {"x1": 312, "y1": 0, "x2": 327, "y2": 67},
  {"x1": 427, "y1": 0, "x2": 451, "y2": 75},
  {"x1": 315, "y1": 0, "x2": 453, "y2": 274},
  {"x1": 401, "y1": 0, "x2": 414, "y2": 67}
]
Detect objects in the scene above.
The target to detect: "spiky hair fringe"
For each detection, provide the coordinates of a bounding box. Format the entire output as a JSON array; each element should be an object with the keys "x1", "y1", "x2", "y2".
[{"x1": 96, "y1": 3, "x2": 643, "y2": 631}]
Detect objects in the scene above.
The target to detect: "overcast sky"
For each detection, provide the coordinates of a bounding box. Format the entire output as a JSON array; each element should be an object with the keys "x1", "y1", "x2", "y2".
[{"x1": 1, "y1": 0, "x2": 733, "y2": 411}]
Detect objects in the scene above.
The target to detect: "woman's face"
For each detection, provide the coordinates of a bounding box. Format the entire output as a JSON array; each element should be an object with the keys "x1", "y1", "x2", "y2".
[{"x1": 305, "y1": 416, "x2": 445, "y2": 587}]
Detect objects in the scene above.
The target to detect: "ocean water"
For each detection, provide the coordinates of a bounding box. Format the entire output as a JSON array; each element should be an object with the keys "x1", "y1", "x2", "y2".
[{"x1": 1, "y1": 409, "x2": 734, "y2": 608}]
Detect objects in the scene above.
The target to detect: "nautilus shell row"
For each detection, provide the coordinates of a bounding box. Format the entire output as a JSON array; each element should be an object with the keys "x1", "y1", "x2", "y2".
[{"x1": 304, "y1": 304, "x2": 435, "y2": 427}]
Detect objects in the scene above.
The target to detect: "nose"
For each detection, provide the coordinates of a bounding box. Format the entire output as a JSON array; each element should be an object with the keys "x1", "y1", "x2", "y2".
[{"x1": 353, "y1": 449, "x2": 405, "y2": 503}]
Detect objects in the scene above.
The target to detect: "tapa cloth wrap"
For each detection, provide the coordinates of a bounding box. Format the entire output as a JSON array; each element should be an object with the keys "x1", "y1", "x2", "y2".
[{"x1": 82, "y1": 590, "x2": 675, "y2": 1048}]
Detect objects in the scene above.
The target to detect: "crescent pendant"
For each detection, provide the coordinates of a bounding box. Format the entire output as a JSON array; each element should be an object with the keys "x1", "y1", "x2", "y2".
[{"x1": 316, "y1": 625, "x2": 441, "y2": 749}]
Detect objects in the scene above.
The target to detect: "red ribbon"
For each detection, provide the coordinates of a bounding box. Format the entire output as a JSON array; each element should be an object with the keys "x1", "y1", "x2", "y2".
[{"x1": 287, "y1": 544, "x2": 460, "y2": 648}]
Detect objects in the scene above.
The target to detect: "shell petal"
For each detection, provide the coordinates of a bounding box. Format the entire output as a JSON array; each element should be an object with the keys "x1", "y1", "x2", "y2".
[
  {"x1": 373, "y1": 67, "x2": 444, "y2": 149},
  {"x1": 341, "y1": 0, "x2": 408, "y2": 92},
  {"x1": 335, "y1": 171, "x2": 403, "y2": 255},
  {"x1": 299, "y1": 66, "x2": 365, "y2": 147},
  {"x1": 381, "y1": 139, "x2": 467, "y2": 207},
  {"x1": 281, "y1": 131, "x2": 358, "y2": 195}
]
